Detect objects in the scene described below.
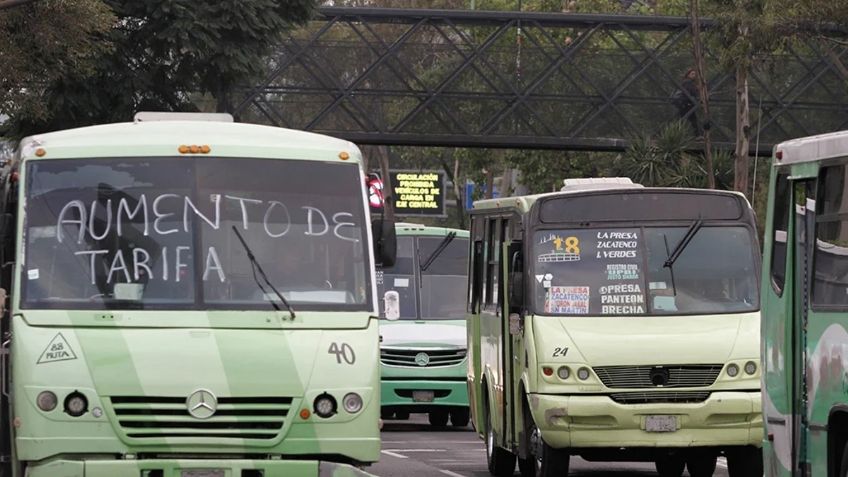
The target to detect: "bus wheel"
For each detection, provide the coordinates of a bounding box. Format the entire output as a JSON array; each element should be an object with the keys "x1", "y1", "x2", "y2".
[
  {"x1": 655, "y1": 456, "x2": 685, "y2": 477},
  {"x1": 450, "y1": 407, "x2": 470, "y2": 427},
  {"x1": 526, "y1": 417, "x2": 569, "y2": 477},
  {"x1": 429, "y1": 409, "x2": 449, "y2": 427},
  {"x1": 840, "y1": 440, "x2": 848, "y2": 477},
  {"x1": 686, "y1": 451, "x2": 717, "y2": 477},
  {"x1": 485, "y1": 400, "x2": 516, "y2": 477},
  {"x1": 727, "y1": 447, "x2": 763, "y2": 477}
]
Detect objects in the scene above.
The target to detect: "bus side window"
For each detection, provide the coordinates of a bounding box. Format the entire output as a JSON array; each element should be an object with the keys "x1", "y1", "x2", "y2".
[
  {"x1": 484, "y1": 218, "x2": 502, "y2": 308},
  {"x1": 813, "y1": 165, "x2": 848, "y2": 307},
  {"x1": 770, "y1": 172, "x2": 790, "y2": 295},
  {"x1": 469, "y1": 216, "x2": 486, "y2": 314}
]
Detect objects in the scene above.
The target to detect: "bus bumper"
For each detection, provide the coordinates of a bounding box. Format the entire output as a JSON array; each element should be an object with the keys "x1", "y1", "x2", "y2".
[
  {"x1": 529, "y1": 391, "x2": 762, "y2": 449},
  {"x1": 380, "y1": 379, "x2": 468, "y2": 408},
  {"x1": 24, "y1": 459, "x2": 377, "y2": 477}
]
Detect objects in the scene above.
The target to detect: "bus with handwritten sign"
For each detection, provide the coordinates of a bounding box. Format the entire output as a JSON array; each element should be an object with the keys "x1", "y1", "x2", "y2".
[
  {"x1": 0, "y1": 113, "x2": 394, "y2": 477},
  {"x1": 761, "y1": 132, "x2": 848, "y2": 476},
  {"x1": 467, "y1": 178, "x2": 763, "y2": 477},
  {"x1": 376, "y1": 223, "x2": 470, "y2": 427}
]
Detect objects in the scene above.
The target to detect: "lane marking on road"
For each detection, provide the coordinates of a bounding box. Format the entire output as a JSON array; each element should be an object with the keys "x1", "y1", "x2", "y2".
[
  {"x1": 717, "y1": 457, "x2": 728, "y2": 468},
  {"x1": 385, "y1": 449, "x2": 445, "y2": 453},
  {"x1": 380, "y1": 450, "x2": 408, "y2": 459},
  {"x1": 439, "y1": 470, "x2": 466, "y2": 477}
]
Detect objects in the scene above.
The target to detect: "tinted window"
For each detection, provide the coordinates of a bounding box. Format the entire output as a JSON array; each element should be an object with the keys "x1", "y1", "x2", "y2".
[
  {"x1": 420, "y1": 236, "x2": 469, "y2": 319},
  {"x1": 539, "y1": 192, "x2": 743, "y2": 223},
  {"x1": 813, "y1": 165, "x2": 848, "y2": 307},
  {"x1": 770, "y1": 172, "x2": 791, "y2": 294}
]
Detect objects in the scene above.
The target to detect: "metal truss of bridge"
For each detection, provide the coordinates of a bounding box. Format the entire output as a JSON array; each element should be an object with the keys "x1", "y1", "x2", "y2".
[{"x1": 234, "y1": 7, "x2": 848, "y2": 153}]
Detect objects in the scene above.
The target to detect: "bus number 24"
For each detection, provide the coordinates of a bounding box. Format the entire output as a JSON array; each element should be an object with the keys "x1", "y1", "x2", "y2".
[
  {"x1": 328, "y1": 342, "x2": 356, "y2": 365},
  {"x1": 552, "y1": 347, "x2": 569, "y2": 358}
]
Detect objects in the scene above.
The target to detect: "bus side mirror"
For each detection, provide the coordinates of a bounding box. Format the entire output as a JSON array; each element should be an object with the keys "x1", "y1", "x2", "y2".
[
  {"x1": 383, "y1": 290, "x2": 400, "y2": 321},
  {"x1": 372, "y1": 218, "x2": 397, "y2": 267},
  {"x1": 508, "y1": 249, "x2": 524, "y2": 308}
]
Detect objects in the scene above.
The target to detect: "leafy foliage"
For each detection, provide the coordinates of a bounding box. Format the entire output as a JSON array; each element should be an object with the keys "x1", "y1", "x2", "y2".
[
  {"x1": 5, "y1": 0, "x2": 316, "y2": 137},
  {"x1": 0, "y1": 0, "x2": 115, "y2": 128}
]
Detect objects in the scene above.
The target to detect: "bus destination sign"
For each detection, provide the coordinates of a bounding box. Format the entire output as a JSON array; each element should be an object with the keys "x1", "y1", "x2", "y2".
[{"x1": 390, "y1": 170, "x2": 446, "y2": 217}]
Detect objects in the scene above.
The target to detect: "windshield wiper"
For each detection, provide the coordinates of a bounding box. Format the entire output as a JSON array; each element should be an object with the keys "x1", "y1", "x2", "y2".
[
  {"x1": 663, "y1": 219, "x2": 703, "y2": 269},
  {"x1": 231, "y1": 226, "x2": 296, "y2": 319},
  {"x1": 420, "y1": 231, "x2": 457, "y2": 272}
]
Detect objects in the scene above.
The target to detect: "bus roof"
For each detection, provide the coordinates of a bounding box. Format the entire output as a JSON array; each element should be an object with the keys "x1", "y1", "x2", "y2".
[
  {"x1": 395, "y1": 222, "x2": 469, "y2": 238},
  {"x1": 471, "y1": 186, "x2": 749, "y2": 215},
  {"x1": 16, "y1": 120, "x2": 362, "y2": 164},
  {"x1": 774, "y1": 129, "x2": 848, "y2": 165}
]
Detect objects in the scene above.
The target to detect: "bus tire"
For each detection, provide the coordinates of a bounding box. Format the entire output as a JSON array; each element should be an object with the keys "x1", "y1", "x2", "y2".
[
  {"x1": 485, "y1": 399, "x2": 516, "y2": 477},
  {"x1": 450, "y1": 407, "x2": 470, "y2": 427},
  {"x1": 727, "y1": 446, "x2": 762, "y2": 477},
  {"x1": 429, "y1": 409, "x2": 449, "y2": 427},
  {"x1": 686, "y1": 450, "x2": 717, "y2": 477},
  {"x1": 655, "y1": 456, "x2": 685, "y2": 477},
  {"x1": 839, "y1": 440, "x2": 848, "y2": 477},
  {"x1": 522, "y1": 401, "x2": 569, "y2": 477}
]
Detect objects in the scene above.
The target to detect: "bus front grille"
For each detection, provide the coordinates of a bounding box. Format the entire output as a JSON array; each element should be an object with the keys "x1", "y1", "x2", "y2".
[
  {"x1": 610, "y1": 391, "x2": 711, "y2": 404},
  {"x1": 108, "y1": 396, "x2": 292, "y2": 441},
  {"x1": 593, "y1": 365, "x2": 723, "y2": 388},
  {"x1": 380, "y1": 347, "x2": 467, "y2": 367}
]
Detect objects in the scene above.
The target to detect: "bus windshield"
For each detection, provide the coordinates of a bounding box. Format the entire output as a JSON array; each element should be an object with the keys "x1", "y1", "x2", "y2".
[
  {"x1": 378, "y1": 235, "x2": 468, "y2": 320},
  {"x1": 532, "y1": 225, "x2": 758, "y2": 316},
  {"x1": 22, "y1": 157, "x2": 372, "y2": 310}
]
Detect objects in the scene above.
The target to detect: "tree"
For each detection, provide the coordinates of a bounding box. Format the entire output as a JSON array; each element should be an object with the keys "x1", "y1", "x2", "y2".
[
  {"x1": 5, "y1": 0, "x2": 317, "y2": 137},
  {"x1": 0, "y1": 0, "x2": 114, "y2": 130}
]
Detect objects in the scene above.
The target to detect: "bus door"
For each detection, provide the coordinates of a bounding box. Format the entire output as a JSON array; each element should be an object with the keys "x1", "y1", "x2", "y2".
[
  {"x1": 791, "y1": 178, "x2": 816, "y2": 476},
  {"x1": 502, "y1": 216, "x2": 529, "y2": 456}
]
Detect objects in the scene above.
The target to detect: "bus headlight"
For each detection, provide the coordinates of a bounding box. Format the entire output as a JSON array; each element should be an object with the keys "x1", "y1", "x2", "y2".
[
  {"x1": 744, "y1": 361, "x2": 757, "y2": 375},
  {"x1": 557, "y1": 366, "x2": 570, "y2": 380},
  {"x1": 313, "y1": 393, "x2": 337, "y2": 418},
  {"x1": 64, "y1": 391, "x2": 88, "y2": 417},
  {"x1": 343, "y1": 393, "x2": 363, "y2": 414},
  {"x1": 577, "y1": 367, "x2": 591, "y2": 381},
  {"x1": 36, "y1": 391, "x2": 57, "y2": 412},
  {"x1": 726, "y1": 363, "x2": 739, "y2": 377}
]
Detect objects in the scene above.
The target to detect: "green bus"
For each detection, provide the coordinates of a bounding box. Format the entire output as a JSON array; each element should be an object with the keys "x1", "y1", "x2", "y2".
[
  {"x1": 762, "y1": 131, "x2": 848, "y2": 476},
  {"x1": 377, "y1": 223, "x2": 470, "y2": 427},
  {"x1": 467, "y1": 178, "x2": 763, "y2": 477},
  {"x1": 0, "y1": 113, "x2": 394, "y2": 477}
]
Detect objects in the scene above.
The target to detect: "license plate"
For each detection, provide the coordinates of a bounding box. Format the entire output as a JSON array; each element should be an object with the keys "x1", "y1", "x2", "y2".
[
  {"x1": 645, "y1": 415, "x2": 677, "y2": 432},
  {"x1": 412, "y1": 390, "x2": 435, "y2": 402},
  {"x1": 181, "y1": 471, "x2": 225, "y2": 477}
]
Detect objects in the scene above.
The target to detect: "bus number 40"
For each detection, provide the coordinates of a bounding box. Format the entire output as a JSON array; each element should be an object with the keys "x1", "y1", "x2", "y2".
[{"x1": 328, "y1": 342, "x2": 356, "y2": 365}]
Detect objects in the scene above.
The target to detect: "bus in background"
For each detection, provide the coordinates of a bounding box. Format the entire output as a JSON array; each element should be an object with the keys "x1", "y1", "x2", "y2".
[
  {"x1": 467, "y1": 178, "x2": 763, "y2": 477},
  {"x1": 377, "y1": 223, "x2": 470, "y2": 427},
  {"x1": 0, "y1": 113, "x2": 395, "y2": 477},
  {"x1": 762, "y1": 132, "x2": 848, "y2": 476}
]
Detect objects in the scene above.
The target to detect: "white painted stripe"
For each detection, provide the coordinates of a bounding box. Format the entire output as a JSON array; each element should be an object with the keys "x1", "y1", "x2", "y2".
[
  {"x1": 717, "y1": 457, "x2": 728, "y2": 468},
  {"x1": 386, "y1": 449, "x2": 445, "y2": 452},
  {"x1": 380, "y1": 450, "x2": 408, "y2": 459},
  {"x1": 439, "y1": 470, "x2": 467, "y2": 477}
]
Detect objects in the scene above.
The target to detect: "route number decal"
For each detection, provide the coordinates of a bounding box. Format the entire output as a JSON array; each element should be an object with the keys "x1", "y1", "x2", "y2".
[
  {"x1": 552, "y1": 347, "x2": 569, "y2": 358},
  {"x1": 328, "y1": 342, "x2": 356, "y2": 365}
]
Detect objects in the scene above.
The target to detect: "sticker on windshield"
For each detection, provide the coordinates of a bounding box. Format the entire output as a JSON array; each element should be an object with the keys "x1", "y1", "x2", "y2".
[
  {"x1": 606, "y1": 264, "x2": 639, "y2": 280},
  {"x1": 599, "y1": 284, "x2": 645, "y2": 314},
  {"x1": 393, "y1": 278, "x2": 409, "y2": 288},
  {"x1": 27, "y1": 269, "x2": 39, "y2": 280},
  {"x1": 538, "y1": 234, "x2": 580, "y2": 263},
  {"x1": 649, "y1": 281, "x2": 668, "y2": 290},
  {"x1": 536, "y1": 273, "x2": 553, "y2": 288},
  {"x1": 545, "y1": 286, "x2": 589, "y2": 314}
]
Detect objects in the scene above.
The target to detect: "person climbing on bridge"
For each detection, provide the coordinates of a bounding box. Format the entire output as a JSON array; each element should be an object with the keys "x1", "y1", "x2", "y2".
[{"x1": 671, "y1": 67, "x2": 700, "y2": 136}]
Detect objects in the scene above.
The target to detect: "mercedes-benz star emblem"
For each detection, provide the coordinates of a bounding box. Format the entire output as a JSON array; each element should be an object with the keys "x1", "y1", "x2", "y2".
[
  {"x1": 186, "y1": 389, "x2": 218, "y2": 419},
  {"x1": 415, "y1": 352, "x2": 430, "y2": 367}
]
